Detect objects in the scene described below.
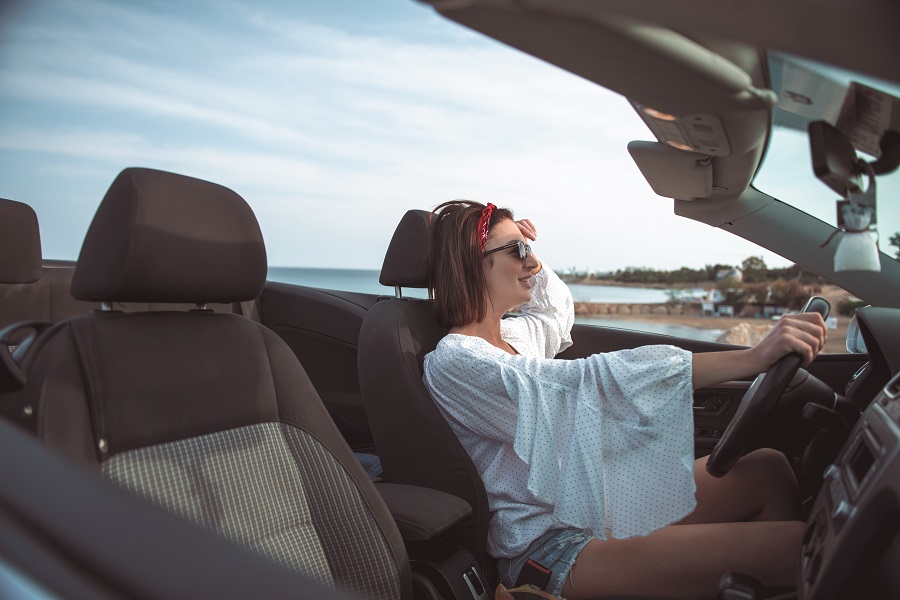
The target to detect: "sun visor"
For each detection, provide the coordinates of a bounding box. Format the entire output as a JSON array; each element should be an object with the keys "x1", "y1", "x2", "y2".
[{"x1": 628, "y1": 141, "x2": 712, "y2": 200}]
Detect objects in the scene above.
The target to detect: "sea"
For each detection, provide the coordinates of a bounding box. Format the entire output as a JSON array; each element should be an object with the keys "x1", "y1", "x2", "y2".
[{"x1": 266, "y1": 267, "x2": 723, "y2": 341}]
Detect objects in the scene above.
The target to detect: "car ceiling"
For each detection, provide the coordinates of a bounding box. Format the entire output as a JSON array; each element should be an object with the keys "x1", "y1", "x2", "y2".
[
  {"x1": 420, "y1": 0, "x2": 899, "y2": 195},
  {"x1": 422, "y1": 0, "x2": 900, "y2": 88},
  {"x1": 419, "y1": 0, "x2": 900, "y2": 308}
]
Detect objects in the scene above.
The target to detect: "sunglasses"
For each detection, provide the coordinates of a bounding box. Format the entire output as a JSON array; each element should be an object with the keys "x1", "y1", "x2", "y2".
[{"x1": 483, "y1": 240, "x2": 533, "y2": 260}]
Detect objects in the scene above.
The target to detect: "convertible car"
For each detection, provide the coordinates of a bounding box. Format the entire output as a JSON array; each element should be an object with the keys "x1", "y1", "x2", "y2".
[{"x1": 1, "y1": 1, "x2": 899, "y2": 599}]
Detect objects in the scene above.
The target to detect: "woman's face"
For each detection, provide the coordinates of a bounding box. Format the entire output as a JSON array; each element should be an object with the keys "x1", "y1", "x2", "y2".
[{"x1": 483, "y1": 218, "x2": 539, "y2": 313}]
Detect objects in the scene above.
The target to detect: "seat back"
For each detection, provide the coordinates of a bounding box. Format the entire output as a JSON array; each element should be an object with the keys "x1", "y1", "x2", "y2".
[
  {"x1": 0, "y1": 199, "x2": 94, "y2": 345},
  {"x1": 0, "y1": 197, "x2": 45, "y2": 350},
  {"x1": 0, "y1": 199, "x2": 244, "y2": 346},
  {"x1": 20, "y1": 168, "x2": 410, "y2": 600},
  {"x1": 358, "y1": 210, "x2": 490, "y2": 568},
  {"x1": 0, "y1": 198, "x2": 42, "y2": 285}
]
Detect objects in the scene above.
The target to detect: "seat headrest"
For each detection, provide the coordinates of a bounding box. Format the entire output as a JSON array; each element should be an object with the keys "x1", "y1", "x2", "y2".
[
  {"x1": 379, "y1": 210, "x2": 432, "y2": 289},
  {"x1": 0, "y1": 198, "x2": 42, "y2": 284},
  {"x1": 71, "y1": 168, "x2": 267, "y2": 304}
]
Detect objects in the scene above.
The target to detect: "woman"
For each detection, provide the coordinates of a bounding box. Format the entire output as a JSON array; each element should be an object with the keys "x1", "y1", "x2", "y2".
[{"x1": 423, "y1": 200, "x2": 826, "y2": 600}]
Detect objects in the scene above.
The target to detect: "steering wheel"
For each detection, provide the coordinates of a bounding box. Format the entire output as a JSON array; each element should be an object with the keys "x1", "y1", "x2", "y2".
[{"x1": 706, "y1": 297, "x2": 830, "y2": 478}]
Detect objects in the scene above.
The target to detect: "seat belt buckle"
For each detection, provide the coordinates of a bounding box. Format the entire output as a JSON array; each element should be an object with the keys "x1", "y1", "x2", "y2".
[{"x1": 516, "y1": 558, "x2": 552, "y2": 590}]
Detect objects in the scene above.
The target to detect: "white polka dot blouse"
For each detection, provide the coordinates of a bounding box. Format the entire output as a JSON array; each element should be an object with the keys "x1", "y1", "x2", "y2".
[{"x1": 424, "y1": 266, "x2": 697, "y2": 559}]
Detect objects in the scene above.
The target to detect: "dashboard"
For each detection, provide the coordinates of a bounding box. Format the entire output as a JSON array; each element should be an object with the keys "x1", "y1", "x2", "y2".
[
  {"x1": 800, "y1": 307, "x2": 900, "y2": 600},
  {"x1": 844, "y1": 307, "x2": 900, "y2": 409}
]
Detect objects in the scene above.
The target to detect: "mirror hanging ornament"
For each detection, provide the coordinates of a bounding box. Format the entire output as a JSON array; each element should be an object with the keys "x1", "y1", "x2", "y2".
[{"x1": 822, "y1": 162, "x2": 881, "y2": 272}]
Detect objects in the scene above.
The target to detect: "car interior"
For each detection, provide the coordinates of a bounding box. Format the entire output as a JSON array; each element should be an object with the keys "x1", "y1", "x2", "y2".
[{"x1": 2, "y1": 1, "x2": 900, "y2": 600}]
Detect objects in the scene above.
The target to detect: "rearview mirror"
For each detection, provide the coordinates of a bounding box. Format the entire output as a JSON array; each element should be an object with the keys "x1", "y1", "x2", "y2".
[{"x1": 809, "y1": 121, "x2": 862, "y2": 196}]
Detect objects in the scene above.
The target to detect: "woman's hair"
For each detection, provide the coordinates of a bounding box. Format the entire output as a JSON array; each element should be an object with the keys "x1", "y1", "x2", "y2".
[{"x1": 429, "y1": 200, "x2": 513, "y2": 328}]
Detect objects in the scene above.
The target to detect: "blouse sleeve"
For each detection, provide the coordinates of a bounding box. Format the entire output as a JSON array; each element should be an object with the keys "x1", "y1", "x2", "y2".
[
  {"x1": 502, "y1": 265, "x2": 574, "y2": 358},
  {"x1": 424, "y1": 338, "x2": 697, "y2": 540}
]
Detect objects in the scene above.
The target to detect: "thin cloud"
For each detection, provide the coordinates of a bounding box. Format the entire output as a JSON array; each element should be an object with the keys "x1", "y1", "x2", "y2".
[{"x1": 0, "y1": 0, "x2": 802, "y2": 271}]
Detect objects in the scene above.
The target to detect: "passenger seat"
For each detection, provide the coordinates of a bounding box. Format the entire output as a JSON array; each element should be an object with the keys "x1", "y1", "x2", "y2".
[{"x1": 12, "y1": 168, "x2": 484, "y2": 600}]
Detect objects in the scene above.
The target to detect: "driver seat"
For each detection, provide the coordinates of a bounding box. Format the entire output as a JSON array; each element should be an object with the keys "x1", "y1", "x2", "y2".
[
  {"x1": 358, "y1": 210, "x2": 491, "y2": 575},
  {"x1": 359, "y1": 210, "x2": 711, "y2": 600}
]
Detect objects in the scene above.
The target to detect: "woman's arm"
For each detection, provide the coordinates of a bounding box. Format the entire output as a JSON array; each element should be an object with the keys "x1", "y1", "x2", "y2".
[
  {"x1": 691, "y1": 312, "x2": 827, "y2": 389},
  {"x1": 504, "y1": 219, "x2": 575, "y2": 357}
]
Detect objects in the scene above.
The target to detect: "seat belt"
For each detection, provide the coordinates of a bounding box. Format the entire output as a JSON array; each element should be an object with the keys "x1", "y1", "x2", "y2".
[
  {"x1": 0, "y1": 321, "x2": 52, "y2": 392},
  {"x1": 232, "y1": 300, "x2": 259, "y2": 321}
]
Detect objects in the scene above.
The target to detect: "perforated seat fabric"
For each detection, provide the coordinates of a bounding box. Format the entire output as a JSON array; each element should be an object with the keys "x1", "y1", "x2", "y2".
[
  {"x1": 104, "y1": 422, "x2": 402, "y2": 597},
  {"x1": 21, "y1": 168, "x2": 411, "y2": 599}
]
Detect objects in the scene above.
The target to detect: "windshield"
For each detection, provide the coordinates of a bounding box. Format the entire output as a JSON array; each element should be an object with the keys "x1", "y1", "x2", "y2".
[
  {"x1": 0, "y1": 1, "x2": 801, "y2": 276},
  {"x1": 753, "y1": 53, "x2": 900, "y2": 262},
  {"x1": 1, "y1": 4, "x2": 884, "y2": 350}
]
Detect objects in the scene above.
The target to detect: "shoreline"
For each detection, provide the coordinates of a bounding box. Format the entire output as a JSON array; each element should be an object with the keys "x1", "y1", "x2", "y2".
[
  {"x1": 582, "y1": 309, "x2": 848, "y2": 354},
  {"x1": 569, "y1": 283, "x2": 852, "y2": 354},
  {"x1": 563, "y1": 278, "x2": 692, "y2": 289}
]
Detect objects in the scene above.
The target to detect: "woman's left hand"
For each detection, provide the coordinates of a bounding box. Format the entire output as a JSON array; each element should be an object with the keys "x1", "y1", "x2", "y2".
[
  {"x1": 749, "y1": 312, "x2": 827, "y2": 370},
  {"x1": 693, "y1": 312, "x2": 827, "y2": 389}
]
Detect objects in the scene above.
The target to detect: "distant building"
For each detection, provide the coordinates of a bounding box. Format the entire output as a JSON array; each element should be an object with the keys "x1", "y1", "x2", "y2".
[
  {"x1": 716, "y1": 268, "x2": 743, "y2": 282},
  {"x1": 700, "y1": 289, "x2": 725, "y2": 303}
]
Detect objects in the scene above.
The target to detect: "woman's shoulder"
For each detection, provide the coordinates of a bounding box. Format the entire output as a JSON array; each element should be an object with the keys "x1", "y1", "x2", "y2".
[
  {"x1": 425, "y1": 334, "x2": 510, "y2": 387},
  {"x1": 433, "y1": 333, "x2": 490, "y2": 356},
  {"x1": 428, "y1": 334, "x2": 503, "y2": 367}
]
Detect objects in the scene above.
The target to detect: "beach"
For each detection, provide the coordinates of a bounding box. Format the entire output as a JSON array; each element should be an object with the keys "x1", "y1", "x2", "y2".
[
  {"x1": 575, "y1": 283, "x2": 852, "y2": 354},
  {"x1": 592, "y1": 311, "x2": 849, "y2": 353}
]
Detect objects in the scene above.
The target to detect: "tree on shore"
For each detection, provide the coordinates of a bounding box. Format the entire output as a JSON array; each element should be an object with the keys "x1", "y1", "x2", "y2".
[
  {"x1": 599, "y1": 257, "x2": 825, "y2": 287},
  {"x1": 566, "y1": 256, "x2": 828, "y2": 315},
  {"x1": 769, "y1": 279, "x2": 811, "y2": 309},
  {"x1": 743, "y1": 282, "x2": 770, "y2": 304},
  {"x1": 890, "y1": 232, "x2": 900, "y2": 259},
  {"x1": 715, "y1": 276, "x2": 750, "y2": 312},
  {"x1": 740, "y1": 256, "x2": 767, "y2": 283}
]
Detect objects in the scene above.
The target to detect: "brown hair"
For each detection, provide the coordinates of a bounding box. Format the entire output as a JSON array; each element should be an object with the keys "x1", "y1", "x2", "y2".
[{"x1": 429, "y1": 200, "x2": 513, "y2": 328}]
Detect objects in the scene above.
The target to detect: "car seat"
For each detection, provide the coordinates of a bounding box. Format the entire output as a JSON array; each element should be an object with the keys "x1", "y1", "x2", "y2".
[
  {"x1": 16, "y1": 168, "x2": 411, "y2": 600},
  {"x1": 358, "y1": 210, "x2": 491, "y2": 575},
  {"x1": 0, "y1": 198, "x2": 95, "y2": 348},
  {"x1": 0, "y1": 416, "x2": 358, "y2": 600},
  {"x1": 0, "y1": 198, "x2": 42, "y2": 288},
  {"x1": 358, "y1": 210, "x2": 709, "y2": 600}
]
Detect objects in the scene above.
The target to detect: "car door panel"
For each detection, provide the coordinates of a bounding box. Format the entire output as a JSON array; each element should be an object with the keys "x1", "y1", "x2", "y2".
[
  {"x1": 558, "y1": 323, "x2": 743, "y2": 357},
  {"x1": 258, "y1": 282, "x2": 383, "y2": 450}
]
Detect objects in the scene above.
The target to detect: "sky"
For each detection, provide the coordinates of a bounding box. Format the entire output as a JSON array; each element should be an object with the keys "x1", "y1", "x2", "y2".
[{"x1": 1, "y1": 0, "x2": 898, "y2": 273}]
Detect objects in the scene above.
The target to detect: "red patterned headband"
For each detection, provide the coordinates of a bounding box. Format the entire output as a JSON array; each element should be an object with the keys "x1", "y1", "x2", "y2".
[{"x1": 478, "y1": 203, "x2": 496, "y2": 253}]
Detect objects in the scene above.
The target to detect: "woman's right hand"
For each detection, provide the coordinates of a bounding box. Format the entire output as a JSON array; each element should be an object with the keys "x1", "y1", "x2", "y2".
[
  {"x1": 515, "y1": 218, "x2": 537, "y2": 241},
  {"x1": 514, "y1": 218, "x2": 541, "y2": 273}
]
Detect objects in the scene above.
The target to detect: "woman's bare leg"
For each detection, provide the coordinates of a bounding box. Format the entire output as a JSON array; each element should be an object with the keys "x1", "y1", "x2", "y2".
[
  {"x1": 561, "y1": 520, "x2": 804, "y2": 599},
  {"x1": 682, "y1": 448, "x2": 802, "y2": 524},
  {"x1": 561, "y1": 449, "x2": 804, "y2": 599}
]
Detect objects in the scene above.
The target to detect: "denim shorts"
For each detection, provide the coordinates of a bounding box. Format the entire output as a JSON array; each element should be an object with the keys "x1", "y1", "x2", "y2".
[{"x1": 497, "y1": 528, "x2": 594, "y2": 597}]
